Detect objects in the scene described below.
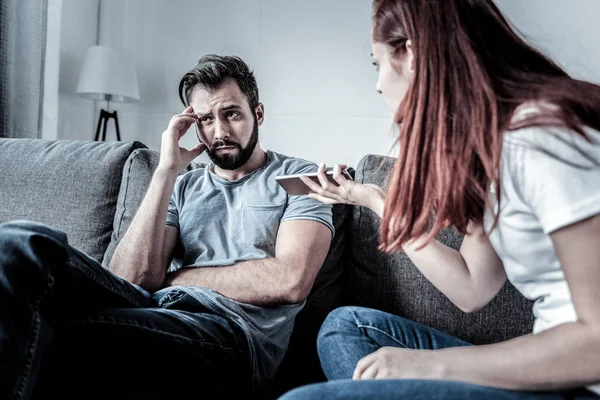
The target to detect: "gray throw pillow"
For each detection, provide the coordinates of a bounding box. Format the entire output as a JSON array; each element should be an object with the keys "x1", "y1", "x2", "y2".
[{"x1": 102, "y1": 148, "x2": 160, "y2": 267}]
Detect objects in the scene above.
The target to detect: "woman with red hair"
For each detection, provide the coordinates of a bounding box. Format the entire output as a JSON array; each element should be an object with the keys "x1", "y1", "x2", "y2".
[{"x1": 280, "y1": 0, "x2": 600, "y2": 399}]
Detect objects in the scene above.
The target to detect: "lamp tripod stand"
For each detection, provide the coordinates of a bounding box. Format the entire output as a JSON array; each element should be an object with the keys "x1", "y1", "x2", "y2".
[
  {"x1": 76, "y1": 46, "x2": 139, "y2": 139},
  {"x1": 94, "y1": 98, "x2": 121, "y2": 141}
]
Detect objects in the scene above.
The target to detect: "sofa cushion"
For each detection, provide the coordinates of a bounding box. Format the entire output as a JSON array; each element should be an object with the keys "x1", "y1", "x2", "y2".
[
  {"x1": 348, "y1": 154, "x2": 534, "y2": 345},
  {"x1": 102, "y1": 148, "x2": 160, "y2": 267},
  {"x1": 0, "y1": 138, "x2": 146, "y2": 263}
]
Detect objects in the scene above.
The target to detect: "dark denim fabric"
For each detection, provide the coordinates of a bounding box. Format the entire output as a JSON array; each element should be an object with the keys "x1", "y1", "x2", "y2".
[{"x1": 0, "y1": 221, "x2": 252, "y2": 400}]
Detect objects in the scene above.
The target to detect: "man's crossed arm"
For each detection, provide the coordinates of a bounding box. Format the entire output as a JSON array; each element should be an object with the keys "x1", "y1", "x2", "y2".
[{"x1": 163, "y1": 219, "x2": 332, "y2": 305}]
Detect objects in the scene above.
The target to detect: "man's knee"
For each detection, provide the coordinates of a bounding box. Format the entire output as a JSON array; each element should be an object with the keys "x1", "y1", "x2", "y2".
[
  {"x1": 0, "y1": 220, "x2": 69, "y2": 279},
  {"x1": 0, "y1": 220, "x2": 68, "y2": 245},
  {"x1": 0, "y1": 220, "x2": 69, "y2": 259}
]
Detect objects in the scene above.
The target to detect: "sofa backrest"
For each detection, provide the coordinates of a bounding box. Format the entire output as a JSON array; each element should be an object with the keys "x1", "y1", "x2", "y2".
[
  {"x1": 0, "y1": 138, "x2": 146, "y2": 263},
  {"x1": 348, "y1": 154, "x2": 534, "y2": 345}
]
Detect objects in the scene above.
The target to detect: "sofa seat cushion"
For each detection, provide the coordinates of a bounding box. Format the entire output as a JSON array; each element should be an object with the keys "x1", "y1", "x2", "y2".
[{"x1": 0, "y1": 138, "x2": 146, "y2": 263}]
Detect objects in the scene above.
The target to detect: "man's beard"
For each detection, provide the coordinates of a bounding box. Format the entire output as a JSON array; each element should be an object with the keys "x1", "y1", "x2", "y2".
[{"x1": 205, "y1": 115, "x2": 259, "y2": 170}]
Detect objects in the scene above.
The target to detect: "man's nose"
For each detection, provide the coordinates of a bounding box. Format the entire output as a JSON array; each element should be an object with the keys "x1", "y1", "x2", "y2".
[{"x1": 213, "y1": 119, "x2": 230, "y2": 140}]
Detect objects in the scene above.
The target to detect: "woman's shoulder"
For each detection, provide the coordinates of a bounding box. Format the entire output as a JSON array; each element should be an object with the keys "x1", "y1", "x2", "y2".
[{"x1": 504, "y1": 102, "x2": 600, "y2": 167}]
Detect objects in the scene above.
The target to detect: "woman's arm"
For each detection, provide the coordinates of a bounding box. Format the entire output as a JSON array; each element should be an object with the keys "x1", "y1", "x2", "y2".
[
  {"x1": 355, "y1": 213, "x2": 600, "y2": 390},
  {"x1": 403, "y1": 221, "x2": 506, "y2": 312},
  {"x1": 302, "y1": 163, "x2": 506, "y2": 312}
]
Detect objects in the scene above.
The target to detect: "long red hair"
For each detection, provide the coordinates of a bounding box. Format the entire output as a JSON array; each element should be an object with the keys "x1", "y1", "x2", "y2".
[{"x1": 374, "y1": 0, "x2": 600, "y2": 252}]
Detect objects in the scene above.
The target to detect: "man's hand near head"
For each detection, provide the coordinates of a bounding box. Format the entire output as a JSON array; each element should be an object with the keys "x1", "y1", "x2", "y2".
[
  {"x1": 109, "y1": 107, "x2": 205, "y2": 292},
  {"x1": 159, "y1": 105, "x2": 207, "y2": 174}
]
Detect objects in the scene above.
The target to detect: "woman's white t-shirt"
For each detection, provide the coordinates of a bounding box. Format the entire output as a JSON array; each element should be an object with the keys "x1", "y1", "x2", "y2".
[{"x1": 483, "y1": 120, "x2": 600, "y2": 394}]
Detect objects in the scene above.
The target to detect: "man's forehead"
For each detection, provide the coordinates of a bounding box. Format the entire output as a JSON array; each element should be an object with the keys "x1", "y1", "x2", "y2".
[
  {"x1": 193, "y1": 102, "x2": 243, "y2": 116},
  {"x1": 190, "y1": 82, "x2": 248, "y2": 113}
]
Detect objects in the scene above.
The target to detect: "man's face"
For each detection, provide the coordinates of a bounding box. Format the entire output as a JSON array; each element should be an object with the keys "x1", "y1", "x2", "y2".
[{"x1": 190, "y1": 79, "x2": 263, "y2": 170}]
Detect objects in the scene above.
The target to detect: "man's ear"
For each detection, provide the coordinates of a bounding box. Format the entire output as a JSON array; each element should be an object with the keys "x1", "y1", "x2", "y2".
[{"x1": 255, "y1": 103, "x2": 265, "y2": 126}]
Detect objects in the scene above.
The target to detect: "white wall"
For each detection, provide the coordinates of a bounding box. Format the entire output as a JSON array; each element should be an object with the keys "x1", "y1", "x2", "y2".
[
  {"x1": 56, "y1": 0, "x2": 99, "y2": 141},
  {"x1": 52, "y1": 0, "x2": 600, "y2": 167},
  {"x1": 95, "y1": 0, "x2": 394, "y2": 167},
  {"x1": 495, "y1": 0, "x2": 600, "y2": 84}
]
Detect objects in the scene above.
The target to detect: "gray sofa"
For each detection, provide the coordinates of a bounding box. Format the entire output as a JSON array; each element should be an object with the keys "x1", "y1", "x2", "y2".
[{"x1": 0, "y1": 138, "x2": 534, "y2": 398}]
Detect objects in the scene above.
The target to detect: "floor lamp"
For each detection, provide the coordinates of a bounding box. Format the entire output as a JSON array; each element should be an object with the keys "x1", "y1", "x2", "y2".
[{"x1": 76, "y1": 46, "x2": 140, "y2": 141}]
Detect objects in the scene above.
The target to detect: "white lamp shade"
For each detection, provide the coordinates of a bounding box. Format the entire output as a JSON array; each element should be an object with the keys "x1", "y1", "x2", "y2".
[{"x1": 76, "y1": 46, "x2": 140, "y2": 102}]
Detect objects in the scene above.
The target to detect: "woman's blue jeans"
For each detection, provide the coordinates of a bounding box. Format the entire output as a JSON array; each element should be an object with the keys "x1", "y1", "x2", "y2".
[{"x1": 279, "y1": 306, "x2": 599, "y2": 400}]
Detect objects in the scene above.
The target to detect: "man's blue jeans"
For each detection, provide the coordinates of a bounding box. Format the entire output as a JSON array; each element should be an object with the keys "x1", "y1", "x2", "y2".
[
  {"x1": 0, "y1": 221, "x2": 253, "y2": 400},
  {"x1": 279, "y1": 306, "x2": 599, "y2": 400}
]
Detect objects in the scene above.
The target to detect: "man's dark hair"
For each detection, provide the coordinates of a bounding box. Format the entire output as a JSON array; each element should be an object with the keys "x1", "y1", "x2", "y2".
[{"x1": 178, "y1": 54, "x2": 259, "y2": 110}]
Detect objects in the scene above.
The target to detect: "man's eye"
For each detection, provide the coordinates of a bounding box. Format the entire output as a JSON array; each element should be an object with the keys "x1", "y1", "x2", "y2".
[
  {"x1": 200, "y1": 116, "x2": 212, "y2": 123},
  {"x1": 372, "y1": 61, "x2": 380, "y2": 72},
  {"x1": 225, "y1": 111, "x2": 239, "y2": 118}
]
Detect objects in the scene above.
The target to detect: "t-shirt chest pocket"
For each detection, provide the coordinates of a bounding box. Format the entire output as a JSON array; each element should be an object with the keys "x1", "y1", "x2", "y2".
[{"x1": 241, "y1": 203, "x2": 285, "y2": 248}]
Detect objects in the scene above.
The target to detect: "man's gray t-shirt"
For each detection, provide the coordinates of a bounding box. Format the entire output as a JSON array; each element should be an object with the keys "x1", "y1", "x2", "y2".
[{"x1": 162, "y1": 150, "x2": 334, "y2": 386}]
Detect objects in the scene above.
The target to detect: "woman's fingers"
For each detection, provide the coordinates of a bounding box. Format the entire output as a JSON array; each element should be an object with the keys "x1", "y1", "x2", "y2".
[
  {"x1": 300, "y1": 175, "x2": 326, "y2": 194},
  {"x1": 316, "y1": 162, "x2": 331, "y2": 189},
  {"x1": 331, "y1": 164, "x2": 353, "y2": 189},
  {"x1": 299, "y1": 162, "x2": 354, "y2": 204}
]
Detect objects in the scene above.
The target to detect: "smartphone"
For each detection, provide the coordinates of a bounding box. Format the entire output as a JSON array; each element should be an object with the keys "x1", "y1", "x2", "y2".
[{"x1": 275, "y1": 169, "x2": 353, "y2": 196}]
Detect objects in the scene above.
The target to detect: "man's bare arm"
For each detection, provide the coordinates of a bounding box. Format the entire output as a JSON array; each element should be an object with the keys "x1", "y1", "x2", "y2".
[
  {"x1": 165, "y1": 220, "x2": 332, "y2": 305},
  {"x1": 109, "y1": 170, "x2": 178, "y2": 291},
  {"x1": 109, "y1": 106, "x2": 205, "y2": 292}
]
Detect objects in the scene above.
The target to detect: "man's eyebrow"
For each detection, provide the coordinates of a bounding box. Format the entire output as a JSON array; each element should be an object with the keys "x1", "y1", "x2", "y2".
[
  {"x1": 195, "y1": 111, "x2": 213, "y2": 118},
  {"x1": 222, "y1": 105, "x2": 242, "y2": 111}
]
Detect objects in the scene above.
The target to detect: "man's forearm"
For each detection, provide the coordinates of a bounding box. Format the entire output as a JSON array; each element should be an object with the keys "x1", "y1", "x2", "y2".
[
  {"x1": 110, "y1": 167, "x2": 178, "y2": 291},
  {"x1": 166, "y1": 257, "x2": 305, "y2": 306},
  {"x1": 438, "y1": 321, "x2": 600, "y2": 390}
]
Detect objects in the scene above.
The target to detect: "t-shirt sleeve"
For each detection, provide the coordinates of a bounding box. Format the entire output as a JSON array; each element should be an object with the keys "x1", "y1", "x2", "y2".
[
  {"x1": 280, "y1": 163, "x2": 335, "y2": 236},
  {"x1": 516, "y1": 127, "x2": 600, "y2": 234},
  {"x1": 166, "y1": 182, "x2": 181, "y2": 229}
]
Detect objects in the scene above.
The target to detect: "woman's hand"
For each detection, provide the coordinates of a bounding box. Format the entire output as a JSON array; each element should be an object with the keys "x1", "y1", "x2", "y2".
[
  {"x1": 300, "y1": 162, "x2": 386, "y2": 217},
  {"x1": 353, "y1": 347, "x2": 446, "y2": 381}
]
